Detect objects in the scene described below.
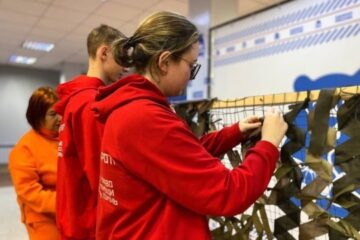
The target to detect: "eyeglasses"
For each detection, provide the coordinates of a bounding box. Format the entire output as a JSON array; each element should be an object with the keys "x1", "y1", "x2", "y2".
[{"x1": 176, "y1": 56, "x2": 201, "y2": 80}]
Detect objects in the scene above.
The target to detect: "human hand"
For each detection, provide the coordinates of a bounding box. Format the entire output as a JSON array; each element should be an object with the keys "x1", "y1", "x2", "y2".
[
  {"x1": 261, "y1": 108, "x2": 288, "y2": 147},
  {"x1": 238, "y1": 116, "x2": 262, "y2": 136}
]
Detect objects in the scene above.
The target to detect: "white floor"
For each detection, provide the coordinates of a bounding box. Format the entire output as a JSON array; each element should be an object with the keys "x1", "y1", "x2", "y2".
[{"x1": 0, "y1": 186, "x2": 28, "y2": 240}]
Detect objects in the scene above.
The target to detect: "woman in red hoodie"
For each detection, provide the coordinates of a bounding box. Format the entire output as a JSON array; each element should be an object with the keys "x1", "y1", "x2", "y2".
[
  {"x1": 92, "y1": 11, "x2": 288, "y2": 240},
  {"x1": 9, "y1": 87, "x2": 61, "y2": 240}
]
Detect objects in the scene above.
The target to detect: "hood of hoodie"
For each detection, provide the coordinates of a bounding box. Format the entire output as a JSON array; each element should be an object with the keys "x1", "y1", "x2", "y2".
[
  {"x1": 54, "y1": 75, "x2": 104, "y2": 115},
  {"x1": 92, "y1": 74, "x2": 169, "y2": 124}
]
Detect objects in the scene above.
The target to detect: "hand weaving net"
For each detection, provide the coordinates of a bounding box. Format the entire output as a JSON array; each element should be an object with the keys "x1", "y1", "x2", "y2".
[{"x1": 174, "y1": 85, "x2": 360, "y2": 240}]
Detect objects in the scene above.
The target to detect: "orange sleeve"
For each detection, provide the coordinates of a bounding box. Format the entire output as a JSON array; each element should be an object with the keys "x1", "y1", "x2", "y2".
[{"x1": 9, "y1": 145, "x2": 56, "y2": 214}]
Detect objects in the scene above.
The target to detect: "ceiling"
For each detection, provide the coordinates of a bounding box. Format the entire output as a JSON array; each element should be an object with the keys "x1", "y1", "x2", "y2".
[{"x1": 0, "y1": 0, "x2": 286, "y2": 71}]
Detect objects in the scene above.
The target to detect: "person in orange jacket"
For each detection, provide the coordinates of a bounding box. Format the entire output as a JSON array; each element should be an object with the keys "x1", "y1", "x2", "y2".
[{"x1": 9, "y1": 86, "x2": 61, "y2": 240}]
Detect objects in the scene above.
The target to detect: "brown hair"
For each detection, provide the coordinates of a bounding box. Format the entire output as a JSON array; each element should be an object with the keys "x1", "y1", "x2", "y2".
[
  {"x1": 26, "y1": 87, "x2": 58, "y2": 132},
  {"x1": 87, "y1": 24, "x2": 126, "y2": 59},
  {"x1": 112, "y1": 11, "x2": 199, "y2": 79}
]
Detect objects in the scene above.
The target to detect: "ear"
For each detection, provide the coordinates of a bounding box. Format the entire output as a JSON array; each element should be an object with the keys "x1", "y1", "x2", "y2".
[
  {"x1": 157, "y1": 51, "x2": 172, "y2": 74},
  {"x1": 98, "y1": 44, "x2": 109, "y2": 61}
]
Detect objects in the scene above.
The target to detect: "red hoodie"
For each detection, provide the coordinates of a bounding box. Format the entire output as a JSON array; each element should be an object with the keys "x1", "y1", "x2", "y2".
[
  {"x1": 92, "y1": 74, "x2": 279, "y2": 240},
  {"x1": 54, "y1": 75, "x2": 104, "y2": 240}
]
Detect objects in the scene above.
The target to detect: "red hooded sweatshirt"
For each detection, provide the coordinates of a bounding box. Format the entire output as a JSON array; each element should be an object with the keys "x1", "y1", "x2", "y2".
[
  {"x1": 92, "y1": 74, "x2": 279, "y2": 240},
  {"x1": 54, "y1": 75, "x2": 104, "y2": 240}
]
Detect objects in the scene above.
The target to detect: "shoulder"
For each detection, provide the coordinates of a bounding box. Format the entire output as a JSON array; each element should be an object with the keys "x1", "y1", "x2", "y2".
[
  {"x1": 71, "y1": 88, "x2": 97, "y2": 105},
  {"x1": 118, "y1": 99, "x2": 177, "y2": 123},
  {"x1": 14, "y1": 130, "x2": 38, "y2": 146},
  {"x1": 9, "y1": 130, "x2": 34, "y2": 164},
  {"x1": 108, "y1": 99, "x2": 187, "y2": 137},
  {"x1": 12, "y1": 130, "x2": 54, "y2": 150},
  {"x1": 66, "y1": 89, "x2": 98, "y2": 115}
]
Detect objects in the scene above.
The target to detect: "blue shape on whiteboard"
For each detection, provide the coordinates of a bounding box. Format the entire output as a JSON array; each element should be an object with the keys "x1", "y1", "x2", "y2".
[
  {"x1": 242, "y1": 42, "x2": 247, "y2": 48},
  {"x1": 192, "y1": 91, "x2": 204, "y2": 99},
  {"x1": 255, "y1": 37, "x2": 265, "y2": 45},
  {"x1": 199, "y1": 34, "x2": 205, "y2": 57},
  {"x1": 335, "y1": 11, "x2": 353, "y2": 23},
  {"x1": 275, "y1": 32, "x2": 280, "y2": 39},
  {"x1": 290, "y1": 26, "x2": 304, "y2": 35},
  {"x1": 294, "y1": 70, "x2": 360, "y2": 91},
  {"x1": 316, "y1": 20, "x2": 322, "y2": 28},
  {"x1": 204, "y1": 77, "x2": 210, "y2": 84},
  {"x1": 226, "y1": 46, "x2": 235, "y2": 53}
]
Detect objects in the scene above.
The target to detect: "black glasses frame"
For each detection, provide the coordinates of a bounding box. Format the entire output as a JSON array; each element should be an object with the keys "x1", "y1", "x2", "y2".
[
  {"x1": 189, "y1": 63, "x2": 201, "y2": 80},
  {"x1": 175, "y1": 56, "x2": 201, "y2": 80}
]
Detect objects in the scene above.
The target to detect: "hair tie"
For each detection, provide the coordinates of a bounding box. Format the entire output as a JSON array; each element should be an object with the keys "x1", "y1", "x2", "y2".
[{"x1": 125, "y1": 36, "x2": 136, "y2": 48}]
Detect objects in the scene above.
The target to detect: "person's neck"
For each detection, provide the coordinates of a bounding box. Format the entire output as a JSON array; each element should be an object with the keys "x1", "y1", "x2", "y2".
[
  {"x1": 143, "y1": 72, "x2": 164, "y2": 94},
  {"x1": 87, "y1": 60, "x2": 106, "y2": 84},
  {"x1": 38, "y1": 127, "x2": 58, "y2": 141}
]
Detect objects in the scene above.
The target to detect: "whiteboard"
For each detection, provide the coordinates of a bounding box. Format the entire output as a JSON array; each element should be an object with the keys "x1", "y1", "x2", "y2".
[{"x1": 210, "y1": 0, "x2": 360, "y2": 99}]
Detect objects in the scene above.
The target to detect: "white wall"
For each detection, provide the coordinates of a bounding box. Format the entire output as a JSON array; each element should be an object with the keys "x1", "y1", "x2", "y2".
[
  {"x1": 210, "y1": 0, "x2": 360, "y2": 99},
  {"x1": 0, "y1": 65, "x2": 60, "y2": 164}
]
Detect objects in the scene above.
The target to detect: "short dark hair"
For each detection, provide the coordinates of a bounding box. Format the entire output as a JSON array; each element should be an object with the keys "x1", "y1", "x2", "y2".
[
  {"x1": 26, "y1": 86, "x2": 58, "y2": 132},
  {"x1": 87, "y1": 24, "x2": 126, "y2": 59}
]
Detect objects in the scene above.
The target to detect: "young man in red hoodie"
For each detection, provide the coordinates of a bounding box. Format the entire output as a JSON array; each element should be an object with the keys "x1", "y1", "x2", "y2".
[{"x1": 54, "y1": 24, "x2": 127, "y2": 240}]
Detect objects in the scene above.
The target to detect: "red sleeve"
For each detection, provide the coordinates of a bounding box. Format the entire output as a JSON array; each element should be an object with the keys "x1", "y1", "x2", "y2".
[
  {"x1": 71, "y1": 94, "x2": 103, "y2": 191},
  {"x1": 115, "y1": 106, "x2": 279, "y2": 216},
  {"x1": 200, "y1": 123, "x2": 243, "y2": 157}
]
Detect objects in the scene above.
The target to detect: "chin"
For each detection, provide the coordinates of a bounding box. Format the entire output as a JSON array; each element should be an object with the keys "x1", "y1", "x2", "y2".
[
  {"x1": 169, "y1": 91, "x2": 182, "y2": 97},
  {"x1": 107, "y1": 78, "x2": 117, "y2": 84}
]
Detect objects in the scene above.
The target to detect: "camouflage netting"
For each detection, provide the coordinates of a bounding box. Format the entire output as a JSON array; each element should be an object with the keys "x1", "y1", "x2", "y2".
[{"x1": 174, "y1": 89, "x2": 360, "y2": 240}]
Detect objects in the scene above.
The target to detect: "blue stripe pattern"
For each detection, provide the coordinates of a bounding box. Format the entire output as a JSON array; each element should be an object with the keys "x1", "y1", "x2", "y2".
[
  {"x1": 215, "y1": 0, "x2": 359, "y2": 45},
  {"x1": 335, "y1": 11, "x2": 353, "y2": 22},
  {"x1": 214, "y1": 22, "x2": 360, "y2": 67}
]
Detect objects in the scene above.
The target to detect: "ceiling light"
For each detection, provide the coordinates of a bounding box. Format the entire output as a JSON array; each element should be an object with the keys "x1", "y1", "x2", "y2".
[
  {"x1": 22, "y1": 41, "x2": 54, "y2": 52},
  {"x1": 9, "y1": 55, "x2": 37, "y2": 65}
]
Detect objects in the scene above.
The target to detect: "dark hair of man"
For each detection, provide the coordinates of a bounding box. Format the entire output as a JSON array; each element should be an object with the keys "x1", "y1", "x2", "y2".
[{"x1": 87, "y1": 24, "x2": 126, "y2": 59}]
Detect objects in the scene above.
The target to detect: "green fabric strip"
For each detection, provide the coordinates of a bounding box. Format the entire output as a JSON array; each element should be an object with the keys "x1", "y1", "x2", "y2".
[
  {"x1": 299, "y1": 217, "x2": 329, "y2": 239},
  {"x1": 308, "y1": 89, "x2": 338, "y2": 156}
]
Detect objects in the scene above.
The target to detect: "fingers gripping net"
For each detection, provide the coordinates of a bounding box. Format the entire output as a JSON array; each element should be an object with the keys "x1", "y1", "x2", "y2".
[
  {"x1": 210, "y1": 95, "x2": 309, "y2": 240},
  {"x1": 176, "y1": 86, "x2": 360, "y2": 240}
]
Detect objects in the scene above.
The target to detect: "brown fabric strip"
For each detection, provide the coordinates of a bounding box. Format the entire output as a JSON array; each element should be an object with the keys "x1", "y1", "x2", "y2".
[
  {"x1": 299, "y1": 217, "x2": 329, "y2": 240},
  {"x1": 300, "y1": 176, "x2": 330, "y2": 201},
  {"x1": 337, "y1": 95, "x2": 360, "y2": 132},
  {"x1": 308, "y1": 89, "x2": 338, "y2": 156}
]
